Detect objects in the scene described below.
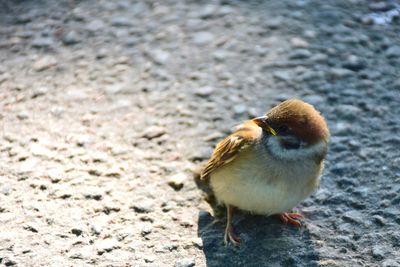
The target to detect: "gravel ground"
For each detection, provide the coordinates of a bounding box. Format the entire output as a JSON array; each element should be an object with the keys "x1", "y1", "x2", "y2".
[{"x1": 1, "y1": 0, "x2": 400, "y2": 266}]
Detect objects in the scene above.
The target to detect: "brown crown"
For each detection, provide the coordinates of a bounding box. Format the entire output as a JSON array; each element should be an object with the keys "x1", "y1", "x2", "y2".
[{"x1": 266, "y1": 99, "x2": 330, "y2": 145}]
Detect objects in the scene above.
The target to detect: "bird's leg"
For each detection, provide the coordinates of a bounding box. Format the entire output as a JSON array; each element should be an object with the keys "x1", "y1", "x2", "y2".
[
  {"x1": 275, "y1": 212, "x2": 303, "y2": 227},
  {"x1": 224, "y1": 205, "x2": 241, "y2": 245}
]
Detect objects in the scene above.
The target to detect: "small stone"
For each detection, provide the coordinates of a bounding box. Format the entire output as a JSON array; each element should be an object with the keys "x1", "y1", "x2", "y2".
[
  {"x1": 32, "y1": 87, "x2": 49, "y2": 98},
  {"x1": 342, "y1": 210, "x2": 364, "y2": 224},
  {"x1": 30, "y1": 143, "x2": 53, "y2": 157},
  {"x1": 2, "y1": 184, "x2": 11, "y2": 195},
  {"x1": 233, "y1": 104, "x2": 247, "y2": 115},
  {"x1": 192, "y1": 31, "x2": 214, "y2": 45},
  {"x1": 382, "y1": 259, "x2": 399, "y2": 267},
  {"x1": 219, "y1": 5, "x2": 235, "y2": 16},
  {"x1": 90, "y1": 221, "x2": 105, "y2": 235},
  {"x1": 189, "y1": 146, "x2": 213, "y2": 161},
  {"x1": 266, "y1": 17, "x2": 282, "y2": 29},
  {"x1": 144, "y1": 255, "x2": 156, "y2": 263},
  {"x1": 110, "y1": 17, "x2": 132, "y2": 27},
  {"x1": 329, "y1": 68, "x2": 353, "y2": 79},
  {"x1": 273, "y1": 71, "x2": 292, "y2": 82},
  {"x1": 342, "y1": 55, "x2": 366, "y2": 71},
  {"x1": 190, "y1": 237, "x2": 203, "y2": 249},
  {"x1": 372, "y1": 215, "x2": 386, "y2": 226},
  {"x1": 371, "y1": 246, "x2": 385, "y2": 260},
  {"x1": 17, "y1": 111, "x2": 29, "y2": 120},
  {"x1": 3, "y1": 258, "x2": 17, "y2": 266},
  {"x1": 146, "y1": 49, "x2": 170, "y2": 65},
  {"x1": 288, "y1": 49, "x2": 312, "y2": 60},
  {"x1": 71, "y1": 228, "x2": 83, "y2": 236},
  {"x1": 194, "y1": 86, "x2": 214, "y2": 97},
  {"x1": 125, "y1": 36, "x2": 140, "y2": 46},
  {"x1": 62, "y1": 31, "x2": 80, "y2": 45},
  {"x1": 142, "y1": 126, "x2": 166, "y2": 140},
  {"x1": 141, "y1": 224, "x2": 153, "y2": 236},
  {"x1": 31, "y1": 37, "x2": 54, "y2": 49},
  {"x1": 212, "y1": 50, "x2": 228, "y2": 61},
  {"x1": 174, "y1": 257, "x2": 195, "y2": 267},
  {"x1": 86, "y1": 19, "x2": 105, "y2": 32},
  {"x1": 385, "y1": 46, "x2": 400, "y2": 58},
  {"x1": 33, "y1": 56, "x2": 57, "y2": 71},
  {"x1": 23, "y1": 224, "x2": 39, "y2": 233},
  {"x1": 197, "y1": 4, "x2": 217, "y2": 19},
  {"x1": 168, "y1": 173, "x2": 186, "y2": 190},
  {"x1": 132, "y1": 200, "x2": 154, "y2": 213},
  {"x1": 96, "y1": 238, "x2": 120, "y2": 254},
  {"x1": 290, "y1": 37, "x2": 309, "y2": 48},
  {"x1": 369, "y1": 2, "x2": 392, "y2": 12},
  {"x1": 302, "y1": 95, "x2": 324, "y2": 106}
]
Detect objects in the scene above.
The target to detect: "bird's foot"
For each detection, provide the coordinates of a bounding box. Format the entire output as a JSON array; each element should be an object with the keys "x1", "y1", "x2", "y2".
[
  {"x1": 275, "y1": 212, "x2": 303, "y2": 227},
  {"x1": 224, "y1": 205, "x2": 240, "y2": 246},
  {"x1": 224, "y1": 225, "x2": 241, "y2": 246}
]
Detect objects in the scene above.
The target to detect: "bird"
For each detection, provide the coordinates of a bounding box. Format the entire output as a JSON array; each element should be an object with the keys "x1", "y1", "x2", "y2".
[{"x1": 200, "y1": 99, "x2": 330, "y2": 245}]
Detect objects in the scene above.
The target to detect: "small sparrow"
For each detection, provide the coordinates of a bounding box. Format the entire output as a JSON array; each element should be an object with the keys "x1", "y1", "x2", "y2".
[{"x1": 201, "y1": 99, "x2": 329, "y2": 245}]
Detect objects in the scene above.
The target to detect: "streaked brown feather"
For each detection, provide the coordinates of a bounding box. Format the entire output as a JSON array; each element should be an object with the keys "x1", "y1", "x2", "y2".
[{"x1": 200, "y1": 121, "x2": 261, "y2": 181}]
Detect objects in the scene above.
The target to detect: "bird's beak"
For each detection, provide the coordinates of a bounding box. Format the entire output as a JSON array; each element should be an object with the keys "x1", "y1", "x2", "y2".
[{"x1": 252, "y1": 116, "x2": 277, "y2": 136}]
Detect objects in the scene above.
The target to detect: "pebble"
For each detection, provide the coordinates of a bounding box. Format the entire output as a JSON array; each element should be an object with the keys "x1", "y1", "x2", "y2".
[
  {"x1": 192, "y1": 32, "x2": 214, "y2": 45},
  {"x1": 371, "y1": 246, "x2": 385, "y2": 260},
  {"x1": 31, "y1": 87, "x2": 49, "y2": 98},
  {"x1": 142, "y1": 126, "x2": 167, "y2": 140},
  {"x1": 197, "y1": 4, "x2": 217, "y2": 19},
  {"x1": 189, "y1": 146, "x2": 213, "y2": 161},
  {"x1": 86, "y1": 19, "x2": 105, "y2": 32},
  {"x1": 288, "y1": 49, "x2": 312, "y2": 60},
  {"x1": 132, "y1": 199, "x2": 154, "y2": 213},
  {"x1": 168, "y1": 173, "x2": 186, "y2": 190},
  {"x1": 266, "y1": 17, "x2": 282, "y2": 29},
  {"x1": 329, "y1": 68, "x2": 353, "y2": 79},
  {"x1": 385, "y1": 46, "x2": 400, "y2": 58},
  {"x1": 290, "y1": 37, "x2": 309, "y2": 48},
  {"x1": 382, "y1": 259, "x2": 400, "y2": 267},
  {"x1": 17, "y1": 111, "x2": 29, "y2": 120},
  {"x1": 368, "y1": 2, "x2": 392, "y2": 12},
  {"x1": 110, "y1": 17, "x2": 132, "y2": 27},
  {"x1": 144, "y1": 255, "x2": 156, "y2": 263},
  {"x1": 62, "y1": 31, "x2": 81, "y2": 45},
  {"x1": 233, "y1": 104, "x2": 247, "y2": 115},
  {"x1": 140, "y1": 224, "x2": 153, "y2": 236},
  {"x1": 31, "y1": 37, "x2": 54, "y2": 49},
  {"x1": 342, "y1": 210, "x2": 364, "y2": 224},
  {"x1": 30, "y1": 143, "x2": 53, "y2": 158},
  {"x1": 174, "y1": 258, "x2": 196, "y2": 267},
  {"x1": 302, "y1": 95, "x2": 324, "y2": 106},
  {"x1": 96, "y1": 238, "x2": 120, "y2": 254},
  {"x1": 33, "y1": 56, "x2": 57, "y2": 72},
  {"x1": 273, "y1": 70, "x2": 292, "y2": 82},
  {"x1": 70, "y1": 228, "x2": 83, "y2": 236},
  {"x1": 146, "y1": 49, "x2": 170, "y2": 65},
  {"x1": 212, "y1": 50, "x2": 228, "y2": 62},
  {"x1": 194, "y1": 86, "x2": 214, "y2": 97},
  {"x1": 342, "y1": 55, "x2": 366, "y2": 71}
]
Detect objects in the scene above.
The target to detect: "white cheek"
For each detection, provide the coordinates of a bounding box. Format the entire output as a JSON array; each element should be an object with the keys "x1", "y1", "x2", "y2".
[{"x1": 267, "y1": 137, "x2": 327, "y2": 161}]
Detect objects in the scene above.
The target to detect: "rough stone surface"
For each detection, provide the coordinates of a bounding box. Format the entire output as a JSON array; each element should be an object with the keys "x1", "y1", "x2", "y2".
[{"x1": 0, "y1": 1, "x2": 399, "y2": 266}]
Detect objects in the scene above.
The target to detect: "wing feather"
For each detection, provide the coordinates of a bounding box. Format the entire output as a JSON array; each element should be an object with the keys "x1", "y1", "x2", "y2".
[{"x1": 200, "y1": 121, "x2": 261, "y2": 180}]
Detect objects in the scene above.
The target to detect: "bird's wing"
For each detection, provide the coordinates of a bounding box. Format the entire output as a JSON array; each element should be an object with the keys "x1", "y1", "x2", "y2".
[{"x1": 200, "y1": 121, "x2": 261, "y2": 181}]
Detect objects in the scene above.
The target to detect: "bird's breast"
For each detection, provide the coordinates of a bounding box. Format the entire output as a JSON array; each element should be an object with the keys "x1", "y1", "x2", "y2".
[{"x1": 209, "y1": 144, "x2": 324, "y2": 215}]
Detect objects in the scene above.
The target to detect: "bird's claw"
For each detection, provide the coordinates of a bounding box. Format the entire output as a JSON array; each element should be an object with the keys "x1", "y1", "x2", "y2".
[
  {"x1": 276, "y1": 212, "x2": 303, "y2": 227},
  {"x1": 224, "y1": 226, "x2": 241, "y2": 246}
]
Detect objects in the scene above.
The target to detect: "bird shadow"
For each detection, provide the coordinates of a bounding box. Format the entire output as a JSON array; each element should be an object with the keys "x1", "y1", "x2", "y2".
[{"x1": 197, "y1": 210, "x2": 320, "y2": 267}]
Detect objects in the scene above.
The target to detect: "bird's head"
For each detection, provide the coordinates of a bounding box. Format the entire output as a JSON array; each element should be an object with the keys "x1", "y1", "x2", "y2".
[{"x1": 252, "y1": 99, "x2": 329, "y2": 148}]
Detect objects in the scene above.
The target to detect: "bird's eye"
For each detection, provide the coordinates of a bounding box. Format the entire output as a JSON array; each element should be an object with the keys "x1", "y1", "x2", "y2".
[{"x1": 278, "y1": 125, "x2": 289, "y2": 135}]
